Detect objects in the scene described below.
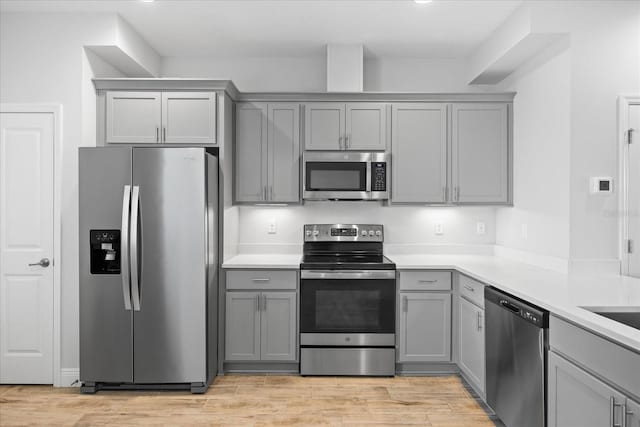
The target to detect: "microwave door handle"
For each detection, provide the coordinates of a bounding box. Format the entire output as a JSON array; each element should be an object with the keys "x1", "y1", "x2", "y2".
[{"x1": 365, "y1": 160, "x2": 372, "y2": 193}]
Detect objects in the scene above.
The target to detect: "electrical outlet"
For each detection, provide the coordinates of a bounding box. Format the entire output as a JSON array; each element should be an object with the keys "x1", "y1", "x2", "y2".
[
  {"x1": 521, "y1": 223, "x2": 528, "y2": 240},
  {"x1": 435, "y1": 223, "x2": 444, "y2": 235},
  {"x1": 268, "y1": 218, "x2": 277, "y2": 234},
  {"x1": 476, "y1": 222, "x2": 486, "y2": 235}
]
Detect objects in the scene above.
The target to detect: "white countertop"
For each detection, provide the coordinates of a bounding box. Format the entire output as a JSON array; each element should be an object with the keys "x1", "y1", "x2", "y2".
[
  {"x1": 222, "y1": 252, "x2": 640, "y2": 352},
  {"x1": 391, "y1": 254, "x2": 640, "y2": 353},
  {"x1": 222, "y1": 254, "x2": 301, "y2": 269}
]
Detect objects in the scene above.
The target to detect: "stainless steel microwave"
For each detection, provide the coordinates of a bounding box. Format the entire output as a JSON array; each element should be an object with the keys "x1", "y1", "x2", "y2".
[{"x1": 302, "y1": 152, "x2": 389, "y2": 201}]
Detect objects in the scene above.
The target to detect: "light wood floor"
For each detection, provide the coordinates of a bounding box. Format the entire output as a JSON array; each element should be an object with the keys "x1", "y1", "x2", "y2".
[{"x1": 0, "y1": 375, "x2": 496, "y2": 426}]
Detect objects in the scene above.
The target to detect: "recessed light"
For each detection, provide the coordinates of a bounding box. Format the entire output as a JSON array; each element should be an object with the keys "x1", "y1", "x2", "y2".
[
  {"x1": 414, "y1": 0, "x2": 433, "y2": 4},
  {"x1": 141, "y1": 0, "x2": 154, "y2": 3}
]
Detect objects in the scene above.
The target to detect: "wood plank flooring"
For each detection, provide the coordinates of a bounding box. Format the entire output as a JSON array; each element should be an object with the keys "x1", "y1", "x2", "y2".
[{"x1": 0, "y1": 375, "x2": 496, "y2": 426}]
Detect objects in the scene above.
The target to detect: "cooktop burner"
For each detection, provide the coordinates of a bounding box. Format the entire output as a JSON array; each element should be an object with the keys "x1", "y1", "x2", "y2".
[{"x1": 301, "y1": 224, "x2": 395, "y2": 271}]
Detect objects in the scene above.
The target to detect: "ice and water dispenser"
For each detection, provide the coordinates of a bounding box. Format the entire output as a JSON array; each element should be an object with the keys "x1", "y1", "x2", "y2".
[{"x1": 90, "y1": 230, "x2": 121, "y2": 274}]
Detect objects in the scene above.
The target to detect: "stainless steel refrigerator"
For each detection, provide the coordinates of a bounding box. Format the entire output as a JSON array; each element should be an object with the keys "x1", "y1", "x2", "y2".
[{"x1": 79, "y1": 147, "x2": 218, "y2": 393}]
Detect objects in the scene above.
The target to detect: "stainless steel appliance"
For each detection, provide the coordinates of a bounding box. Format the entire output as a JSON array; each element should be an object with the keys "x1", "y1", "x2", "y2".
[
  {"x1": 302, "y1": 152, "x2": 389, "y2": 201},
  {"x1": 300, "y1": 224, "x2": 396, "y2": 376},
  {"x1": 485, "y1": 287, "x2": 549, "y2": 427},
  {"x1": 79, "y1": 147, "x2": 219, "y2": 394}
]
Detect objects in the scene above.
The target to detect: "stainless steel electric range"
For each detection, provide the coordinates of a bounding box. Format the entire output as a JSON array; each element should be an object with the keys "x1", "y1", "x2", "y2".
[{"x1": 299, "y1": 224, "x2": 396, "y2": 376}]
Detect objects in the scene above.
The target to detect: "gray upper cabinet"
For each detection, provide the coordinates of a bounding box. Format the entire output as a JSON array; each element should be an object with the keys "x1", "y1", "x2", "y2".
[
  {"x1": 105, "y1": 91, "x2": 216, "y2": 145},
  {"x1": 451, "y1": 103, "x2": 509, "y2": 204},
  {"x1": 391, "y1": 103, "x2": 447, "y2": 203},
  {"x1": 235, "y1": 103, "x2": 268, "y2": 203},
  {"x1": 304, "y1": 102, "x2": 387, "y2": 150},
  {"x1": 260, "y1": 292, "x2": 297, "y2": 361},
  {"x1": 106, "y1": 92, "x2": 161, "y2": 144},
  {"x1": 235, "y1": 102, "x2": 300, "y2": 203},
  {"x1": 161, "y1": 92, "x2": 216, "y2": 144},
  {"x1": 398, "y1": 292, "x2": 451, "y2": 362},
  {"x1": 548, "y1": 351, "x2": 627, "y2": 427},
  {"x1": 345, "y1": 103, "x2": 387, "y2": 150},
  {"x1": 458, "y1": 296, "x2": 485, "y2": 395}
]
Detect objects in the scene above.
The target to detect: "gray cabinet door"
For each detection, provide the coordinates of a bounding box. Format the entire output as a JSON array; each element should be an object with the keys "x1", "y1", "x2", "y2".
[
  {"x1": 106, "y1": 92, "x2": 161, "y2": 144},
  {"x1": 304, "y1": 102, "x2": 345, "y2": 150},
  {"x1": 451, "y1": 103, "x2": 509, "y2": 204},
  {"x1": 225, "y1": 292, "x2": 261, "y2": 361},
  {"x1": 548, "y1": 351, "x2": 627, "y2": 427},
  {"x1": 161, "y1": 92, "x2": 216, "y2": 144},
  {"x1": 391, "y1": 103, "x2": 447, "y2": 203},
  {"x1": 398, "y1": 292, "x2": 451, "y2": 362},
  {"x1": 458, "y1": 297, "x2": 485, "y2": 393},
  {"x1": 235, "y1": 103, "x2": 268, "y2": 202},
  {"x1": 627, "y1": 398, "x2": 640, "y2": 427},
  {"x1": 345, "y1": 103, "x2": 387, "y2": 150},
  {"x1": 268, "y1": 103, "x2": 300, "y2": 203},
  {"x1": 261, "y1": 292, "x2": 297, "y2": 361}
]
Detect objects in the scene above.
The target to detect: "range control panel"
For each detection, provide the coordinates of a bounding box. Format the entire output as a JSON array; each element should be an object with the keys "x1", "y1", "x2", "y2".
[
  {"x1": 371, "y1": 162, "x2": 387, "y2": 192},
  {"x1": 304, "y1": 224, "x2": 384, "y2": 242}
]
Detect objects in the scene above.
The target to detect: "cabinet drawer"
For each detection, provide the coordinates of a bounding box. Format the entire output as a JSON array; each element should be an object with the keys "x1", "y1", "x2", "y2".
[
  {"x1": 459, "y1": 274, "x2": 485, "y2": 308},
  {"x1": 227, "y1": 270, "x2": 297, "y2": 290},
  {"x1": 399, "y1": 271, "x2": 451, "y2": 291}
]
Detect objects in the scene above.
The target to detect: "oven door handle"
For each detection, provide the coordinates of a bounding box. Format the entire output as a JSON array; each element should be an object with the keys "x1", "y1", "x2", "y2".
[{"x1": 301, "y1": 270, "x2": 396, "y2": 280}]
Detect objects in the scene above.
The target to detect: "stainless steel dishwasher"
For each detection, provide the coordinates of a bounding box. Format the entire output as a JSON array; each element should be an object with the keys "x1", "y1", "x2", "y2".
[{"x1": 485, "y1": 287, "x2": 549, "y2": 427}]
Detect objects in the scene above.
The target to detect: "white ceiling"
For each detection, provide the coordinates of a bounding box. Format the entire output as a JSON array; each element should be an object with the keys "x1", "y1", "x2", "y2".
[{"x1": 0, "y1": 0, "x2": 523, "y2": 58}]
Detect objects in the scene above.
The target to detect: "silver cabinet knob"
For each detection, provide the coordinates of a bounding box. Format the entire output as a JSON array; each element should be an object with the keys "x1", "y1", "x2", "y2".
[{"x1": 29, "y1": 258, "x2": 50, "y2": 268}]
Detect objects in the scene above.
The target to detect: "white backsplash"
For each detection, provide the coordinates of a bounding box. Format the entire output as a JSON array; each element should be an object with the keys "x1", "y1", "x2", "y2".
[{"x1": 238, "y1": 202, "x2": 496, "y2": 253}]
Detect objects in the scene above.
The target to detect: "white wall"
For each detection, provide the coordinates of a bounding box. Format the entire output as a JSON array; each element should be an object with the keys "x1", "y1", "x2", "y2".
[
  {"x1": 495, "y1": 41, "x2": 571, "y2": 259},
  {"x1": 237, "y1": 204, "x2": 496, "y2": 253},
  {"x1": 161, "y1": 55, "x2": 477, "y2": 92}
]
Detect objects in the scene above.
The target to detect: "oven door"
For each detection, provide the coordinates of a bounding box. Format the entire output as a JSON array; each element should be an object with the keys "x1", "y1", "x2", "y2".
[{"x1": 300, "y1": 270, "x2": 395, "y2": 340}]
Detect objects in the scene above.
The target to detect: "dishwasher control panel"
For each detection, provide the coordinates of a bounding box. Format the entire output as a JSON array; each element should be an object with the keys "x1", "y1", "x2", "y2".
[{"x1": 486, "y1": 287, "x2": 548, "y2": 327}]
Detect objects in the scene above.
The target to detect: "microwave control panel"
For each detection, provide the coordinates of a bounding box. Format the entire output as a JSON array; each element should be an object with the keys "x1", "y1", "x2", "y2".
[{"x1": 371, "y1": 162, "x2": 387, "y2": 192}]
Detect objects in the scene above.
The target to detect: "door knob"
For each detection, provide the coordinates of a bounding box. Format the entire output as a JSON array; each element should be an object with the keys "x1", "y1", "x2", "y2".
[{"x1": 28, "y1": 258, "x2": 50, "y2": 268}]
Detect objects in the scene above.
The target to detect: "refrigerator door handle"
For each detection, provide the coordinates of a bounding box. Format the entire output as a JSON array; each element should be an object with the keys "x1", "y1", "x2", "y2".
[
  {"x1": 121, "y1": 185, "x2": 132, "y2": 311},
  {"x1": 130, "y1": 185, "x2": 141, "y2": 311}
]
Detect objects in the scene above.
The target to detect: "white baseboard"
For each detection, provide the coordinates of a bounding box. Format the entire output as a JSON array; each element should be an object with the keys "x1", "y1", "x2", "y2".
[
  {"x1": 57, "y1": 368, "x2": 80, "y2": 387},
  {"x1": 493, "y1": 245, "x2": 569, "y2": 273}
]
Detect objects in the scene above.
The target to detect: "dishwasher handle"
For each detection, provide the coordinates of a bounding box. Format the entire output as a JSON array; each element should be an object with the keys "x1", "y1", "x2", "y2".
[{"x1": 499, "y1": 299, "x2": 521, "y2": 314}]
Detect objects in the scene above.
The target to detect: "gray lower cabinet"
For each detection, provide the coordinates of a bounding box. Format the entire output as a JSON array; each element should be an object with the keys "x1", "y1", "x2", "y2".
[
  {"x1": 627, "y1": 398, "x2": 640, "y2": 427},
  {"x1": 235, "y1": 102, "x2": 300, "y2": 203},
  {"x1": 451, "y1": 103, "x2": 509, "y2": 204},
  {"x1": 398, "y1": 292, "x2": 451, "y2": 362},
  {"x1": 391, "y1": 103, "x2": 447, "y2": 203},
  {"x1": 105, "y1": 91, "x2": 216, "y2": 145},
  {"x1": 304, "y1": 102, "x2": 386, "y2": 150},
  {"x1": 225, "y1": 291, "x2": 297, "y2": 362},
  {"x1": 548, "y1": 351, "x2": 630, "y2": 427},
  {"x1": 458, "y1": 296, "x2": 485, "y2": 394}
]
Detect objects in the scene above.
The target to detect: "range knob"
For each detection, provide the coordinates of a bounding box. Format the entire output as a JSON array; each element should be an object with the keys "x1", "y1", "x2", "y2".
[
  {"x1": 375, "y1": 230, "x2": 382, "y2": 237},
  {"x1": 305, "y1": 230, "x2": 312, "y2": 237},
  {"x1": 361, "y1": 230, "x2": 368, "y2": 237},
  {"x1": 368, "y1": 230, "x2": 375, "y2": 237},
  {"x1": 313, "y1": 230, "x2": 320, "y2": 236}
]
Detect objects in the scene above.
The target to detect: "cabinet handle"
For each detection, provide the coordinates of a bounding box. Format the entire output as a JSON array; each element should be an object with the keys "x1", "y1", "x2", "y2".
[
  {"x1": 255, "y1": 294, "x2": 260, "y2": 312},
  {"x1": 464, "y1": 285, "x2": 475, "y2": 292},
  {"x1": 418, "y1": 279, "x2": 437, "y2": 284},
  {"x1": 611, "y1": 397, "x2": 623, "y2": 427},
  {"x1": 477, "y1": 312, "x2": 482, "y2": 331},
  {"x1": 156, "y1": 126, "x2": 159, "y2": 142},
  {"x1": 270, "y1": 186, "x2": 274, "y2": 201},
  {"x1": 455, "y1": 186, "x2": 460, "y2": 202},
  {"x1": 402, "y1": 296, "x2": 408, "y2": 312},
  {"x1": 262, "y1": 294, "x2": 267, "y2": 311},
  {"x1": 346, "y1": 134, "x2": 350, "y2": 148},
  {"x1": 163, "y1": 127, "x2": 166, "y2": 142},
  {"x1": 251, "y1": 278, "x2": 271, "y2": 283},
  {"x1": 263, "y1": 186, "x2": 267, "y2": 201},
  {"x1": 442, "y1": 187, "x2": 446, "y2": 201},
  {"x1": 338, "y1": 136, "x2": 344, "y2": 150},
  {"x1": 623, "y1": 404, "x2": 632, "y2": 427}
]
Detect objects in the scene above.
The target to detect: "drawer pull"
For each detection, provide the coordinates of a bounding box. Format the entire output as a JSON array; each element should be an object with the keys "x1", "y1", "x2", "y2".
[
  {"x1": 418, "y1": 279, "x2": 437, "y2": 283},
  {"x1": 251, "y1": 278, "x2": 271, "y2": 282},
  {"x1": 464, "y1": 285, "x2": 475, "y2": 292}
]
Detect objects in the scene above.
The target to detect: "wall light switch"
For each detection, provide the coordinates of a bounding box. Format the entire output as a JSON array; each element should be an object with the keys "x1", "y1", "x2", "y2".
[
  {"x1": 268, "y1": 218, "x2": 277, "y2": 234},
  {"x1": 435, "y1": 223, "x2": 444, "y2": 235},
  {"x1": 476, "y1": 222, "x2": 486, "y2": 235}
]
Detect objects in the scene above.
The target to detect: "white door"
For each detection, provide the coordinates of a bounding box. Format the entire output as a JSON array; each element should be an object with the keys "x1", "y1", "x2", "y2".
[
  {"x1": 0, "y1": 112, "x2": 54, "y2": 383},
  {"x1": 628, "y1": 103, "x2": 640, "y2": 277}
]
